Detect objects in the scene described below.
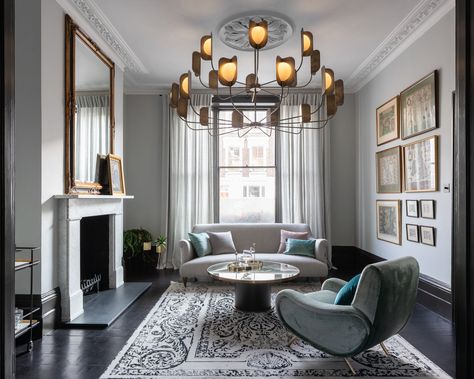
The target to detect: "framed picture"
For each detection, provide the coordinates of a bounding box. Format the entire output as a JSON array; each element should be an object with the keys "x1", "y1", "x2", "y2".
[
  {"x1": 420, "y1": 199, "x2": 436, "y2": 219},
  {"x1": 406, "y1": 224, "x2": 419, "y2": 242},
  {"x1": 403, "y1": 135, "x2": 438, "y2": 192},
  {"x1": 376, "y1": 96, "x2": 399, "y2": 146},
  {"x1": 376, "y1": 146, "x2": 402, "y2": 193},
  {"x1": 95, "y1": 154, "x2": 109, "y2": 193},
  {"x1": 107, "y1": 154, "x2": 126, "y2": 195},
  {"x1": 420, "y1": 225, "x2": 436, "y2": 246},
  {"x1": 376, "y1": 200, "x2": 402, "y2": 245},
  {"x1": 400, "y1": 71, "x2": 438, "y2": 140},
  {"x1": 406, "y1": 200, "x2": 419, "y2": 217}
]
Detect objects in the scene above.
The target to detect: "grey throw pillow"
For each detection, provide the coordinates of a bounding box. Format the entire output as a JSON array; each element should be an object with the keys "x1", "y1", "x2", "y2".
[{"x1": 208, "y1": 231, "x2": 237, "y2": 255}]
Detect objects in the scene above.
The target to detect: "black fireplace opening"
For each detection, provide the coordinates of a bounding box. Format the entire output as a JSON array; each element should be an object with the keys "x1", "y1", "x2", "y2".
[{"x1": 80, "y1": 215, "x2": 110, "y2": 294}]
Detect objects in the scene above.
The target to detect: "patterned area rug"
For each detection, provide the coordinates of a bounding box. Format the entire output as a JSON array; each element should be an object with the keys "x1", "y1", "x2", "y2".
[{"x1": 101, "y1": 282, "x2": 451, "y2": 379}]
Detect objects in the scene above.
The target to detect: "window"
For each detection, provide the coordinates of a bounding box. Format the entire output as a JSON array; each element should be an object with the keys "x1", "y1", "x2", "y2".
[{"x1": 217, "y1": 109, "x2": 276, "y2": 223}]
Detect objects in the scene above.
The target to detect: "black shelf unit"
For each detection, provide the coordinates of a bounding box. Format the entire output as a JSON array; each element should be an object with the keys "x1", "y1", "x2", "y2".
[{"x1": 15, "y1": 247, "x2": 41, "y2": 353}]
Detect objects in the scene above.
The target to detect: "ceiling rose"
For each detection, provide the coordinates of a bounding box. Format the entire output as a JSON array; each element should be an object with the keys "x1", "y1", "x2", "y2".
[{"x1": 218, "y1": 14, "x2": 293, "y2": 51}]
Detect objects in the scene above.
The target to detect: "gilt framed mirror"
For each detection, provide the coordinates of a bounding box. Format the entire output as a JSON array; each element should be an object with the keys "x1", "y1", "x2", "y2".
[{"x1": 65, "y1": 15, "x2": 115, "y2": 194}]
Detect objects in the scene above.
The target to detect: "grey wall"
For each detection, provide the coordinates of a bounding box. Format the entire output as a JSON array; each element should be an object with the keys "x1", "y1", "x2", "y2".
[
  {"x1": 15, "y1": 0, "x2": 42, "y2": 293},
  {"x1": 354, "y1": 10, "x2": 454, "y2": 285},
  {"x1": 123, "y1": 95, "x2": 164, "y2": 235},
  {"x1": 330, "y1": 94, "x2": 356, "y2": 246},
  {"x1": 14, "y1": 0, "x2": 125, "y2": 294}
]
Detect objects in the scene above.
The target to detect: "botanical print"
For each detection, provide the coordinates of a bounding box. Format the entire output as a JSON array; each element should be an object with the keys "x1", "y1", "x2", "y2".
[
  {"x1": 377, "y1": 200, "x2": 401, "y2": 245},
  {"x1": 404, "y1": 136, "x2": 438, "y2": 192},
  {"x1": 406, "y1": 224, "x2": 419, "y2": 242},
  {"x1": 377, "y1": 96, "x2": 399, "y2": 145},
  {"x1": 401, "y1": 72, "x2": 437, "y2": 139},
  {"x1": 420, "y1": 226, "x2": 435, "y2": 246},
  {"x1": 406, "y1": 200, "x2": 418, "y2": 217},
  {"x1": 420, "y1": 200, "x2": 435, "y2": 219},
  {"x1": 376, "y1": 147, "x2": 401, "y2": 193}
]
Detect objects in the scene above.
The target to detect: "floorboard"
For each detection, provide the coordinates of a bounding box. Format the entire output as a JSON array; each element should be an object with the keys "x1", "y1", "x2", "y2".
[{"x1": 16, "y1": 269, "x2": 455, "y2": 378}]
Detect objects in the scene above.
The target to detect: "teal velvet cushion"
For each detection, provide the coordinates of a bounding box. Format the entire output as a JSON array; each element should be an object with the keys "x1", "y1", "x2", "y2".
[
  {"x1": 283, "y1": 238, "x2": 315, "y2": 258},
  {"x1": 334, "y1": 274, "x2": 361, "y2": 305},
  {"x1": 188, "y1": 232, "x2": 212, "y2": 257}
]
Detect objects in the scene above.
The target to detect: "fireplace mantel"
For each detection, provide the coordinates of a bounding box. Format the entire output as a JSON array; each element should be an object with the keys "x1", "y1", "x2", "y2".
[{"x1": 55, "y1": 194, "x2": 133, "y2": 322}]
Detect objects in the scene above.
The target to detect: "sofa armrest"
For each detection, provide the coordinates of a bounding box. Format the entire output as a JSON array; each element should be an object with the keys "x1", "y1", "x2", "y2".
[
  {"x1": 177, "y1": 239, "x2": 196, "y2": 268},
  {"x1": 313, "y1": 239, "x2": 330, "y2": 267},
  {"x1": 321, "y1": 277, "x2": 347, "y2": 293}
]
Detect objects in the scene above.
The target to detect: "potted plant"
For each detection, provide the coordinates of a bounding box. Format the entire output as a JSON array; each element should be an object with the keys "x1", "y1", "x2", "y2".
[
  {"x1": 154, "y1": 235, "x2": 167, "y2": 269},
  {"x1": 123, "y1": 228, "x2": 154, "y2": 278}
]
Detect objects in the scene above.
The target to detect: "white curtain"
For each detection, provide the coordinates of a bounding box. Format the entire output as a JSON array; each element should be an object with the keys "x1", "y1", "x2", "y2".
[
  {"x1": 166, "y1": 94, "x2": 215, "y2": 268},
  {"x1": 278, "y1": 93, "x2": 331, "y2": 263},
  {"x1": 75, "y1": 94, "x2": 110, "y2": 182}
]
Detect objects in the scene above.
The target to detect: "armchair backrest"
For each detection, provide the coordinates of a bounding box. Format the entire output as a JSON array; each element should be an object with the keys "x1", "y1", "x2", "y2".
[{"x1": 352, "y1": 256, "x2": 419, "y2": 348}]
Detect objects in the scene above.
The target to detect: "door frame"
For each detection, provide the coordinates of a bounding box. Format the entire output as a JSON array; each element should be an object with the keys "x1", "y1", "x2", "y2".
[
  {"x1": 1, "y1": 0, "x2": 15, "y2": 377},
  {"x1": 454, "y1": 0, "x2": 474, "y2": 377}
]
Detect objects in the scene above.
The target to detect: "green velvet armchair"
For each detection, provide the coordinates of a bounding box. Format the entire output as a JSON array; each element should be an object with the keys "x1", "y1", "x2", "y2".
[{"x1": 275, "y1": 256, "x2": 419, "y2": 374}]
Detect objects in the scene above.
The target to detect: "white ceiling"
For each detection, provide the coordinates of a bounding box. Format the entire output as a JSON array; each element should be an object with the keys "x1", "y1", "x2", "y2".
[{"x1": 90, "y1": 0, "x2": 425, "y2": 91}]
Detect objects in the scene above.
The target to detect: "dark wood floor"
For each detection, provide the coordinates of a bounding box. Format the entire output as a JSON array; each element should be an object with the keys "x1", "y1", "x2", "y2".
[{"x1": 16, "y1": 269, "x2": 455, "y2": 378}]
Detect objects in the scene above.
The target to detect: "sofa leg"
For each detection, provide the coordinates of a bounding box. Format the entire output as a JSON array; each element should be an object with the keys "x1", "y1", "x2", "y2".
[
  {"x1": 182, "y1": 277, "x2": 188, "y2": 287},
  {"x1": 344, "y1": 358, "x2": 356, "y2": 375},
  {"x1": 380, "y1": 341, "x2": 390, "y2": 356}
]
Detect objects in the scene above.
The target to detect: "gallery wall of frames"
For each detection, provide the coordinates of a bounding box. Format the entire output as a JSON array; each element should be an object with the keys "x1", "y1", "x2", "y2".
[{"x1": 375, "y1": 71, "x2": 439, "y2": 247}]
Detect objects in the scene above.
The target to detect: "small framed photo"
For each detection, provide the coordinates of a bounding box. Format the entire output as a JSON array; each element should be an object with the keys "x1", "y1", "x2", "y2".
[
  {"x1": 107, "y1": 154, "x2": 126, "y2": 195},
  {"x1": 420, "y1": 225, "x2": 436, "y2": 246},
  {"x1": 376, "y1": 200, "x2": 402, "y2": 245},
  {"x1": 376, "y1": 146, "x2": 402, "y2": 193},
  {"x1": 403, "y1": 135, "x2": 438, "y2": 192},
  {"x1": 406, "y1": 224, "x2": 419, "y2": 243},
  {"x1": 420, "y1": 199, "x2": 436, "y2": 219},
  {"x1": 401, "y1": 71, "x2": 438, "y2": 140},
  {"x1": 406, "y1": 200, "x2": 419, "y2": 217},
  {"x1": 376, "y1": 96, "x2": 399, "y2": 146}
]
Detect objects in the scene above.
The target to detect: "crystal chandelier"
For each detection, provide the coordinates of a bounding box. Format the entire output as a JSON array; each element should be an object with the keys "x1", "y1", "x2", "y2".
[{"x1": 169, "y1": 18, "x2": 345, "y2": 136}]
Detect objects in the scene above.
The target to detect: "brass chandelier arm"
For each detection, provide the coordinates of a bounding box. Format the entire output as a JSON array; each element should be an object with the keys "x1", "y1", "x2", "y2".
[
  {"x1": 277, "y1": 98, "x2": 325, "y2": 122},
  {"x1": 228, "y1": 87, "x2": 255, "y2": 124}
]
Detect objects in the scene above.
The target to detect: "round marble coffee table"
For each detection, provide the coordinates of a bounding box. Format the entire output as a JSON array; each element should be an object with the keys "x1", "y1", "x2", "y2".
[{"x1": 207, "y1": 261, "x2": 300, "y2": 312}]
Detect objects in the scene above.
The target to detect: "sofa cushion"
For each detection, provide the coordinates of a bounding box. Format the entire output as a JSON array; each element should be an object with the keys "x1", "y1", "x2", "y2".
[
  {"x1": 208, "y1": 231, "x2": 237, "y2": 255},
  {"x1": 334, "y1": 274, "x2": 361, "y2": 305},
  {"x1": 193, "y1": 223, "x2": 312, "y2": 254},
  {"x1": 278, "y1": 230, "x2": 309, "y2": 253},
  {"x1": 179, "y1": 253, "x2": 328, "y2": 279},
  {"x1": 284, "y1": 238, "x2": 315, "y2": 258},
  {"x1": 188, "y1": 232, "x2": 212, "y2": 257}
]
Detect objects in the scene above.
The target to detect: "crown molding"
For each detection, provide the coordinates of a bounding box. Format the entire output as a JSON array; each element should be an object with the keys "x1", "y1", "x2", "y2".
[
  {"x1": 348, "y1": 0, "x2": 454, "y2": 93},
  {"x1": 60, "y1": 0, "x2": 147, "y2": 74}
]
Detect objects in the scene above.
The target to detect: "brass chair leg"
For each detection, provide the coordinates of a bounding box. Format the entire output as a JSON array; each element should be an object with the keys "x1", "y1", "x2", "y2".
[
  {"x1": 344, "y1": 358, "x2": 356, "y2": 375},
  {"x1": 380, "y1": 341, "x2": 390, "y2": 356},
  {"x1": 287, "y1": 335, "x2": 298, "y2": 347}
]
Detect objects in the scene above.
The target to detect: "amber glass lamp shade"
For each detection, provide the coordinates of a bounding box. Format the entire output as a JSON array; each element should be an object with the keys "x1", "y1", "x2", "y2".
[
  {"x1": 232, "y1": 110, "x2": 243, "y2": 128},
  {"x1": 200, "y1": 35, "x2": 212, "y2": 60},
  {"x1": 209, "y1": 70, "x2": 218, "y2": 89},
  {"x1": 192, "y1": 51, "x2": 201, "y2": 77},
  {"x1": 276, "y1": 56, "x2": 296, "y2": 87},
  {"x1": 327, "y1": 94, "x2": 337, "y2": 117},
  {"x1": 301, "y1": 30, "x2": 313, "y2": 56},
  {"x1": 177, "y1": 97, "x2": 188, "y2": 118},
  {"x1": 301, "y1": 104, "x2": 311, "y2": 123},
  {"x1": 335, "y1": 79, "x2": 344, "y2": 106},
  {"x1": 310, "y1": 50, "x2": 320, "y2": 75},
  {"x1": 169, "y1": 82, "x2": 179, "y2": 108},
  {"x1": 200, "y1": 107, "x2": 209, "y2": 126},
  {"x1": 321, "y1": 66, "x2": 335, "y2": 95},
  {"x1": 248, "y1": 20, "x2": 268, "y2": 49},
  {"x1": 179, "y1": 72, "x2": 191, "y2": 99},
  {"x1": 218, "y1": 56, "x2": 238, "y2": 86}
]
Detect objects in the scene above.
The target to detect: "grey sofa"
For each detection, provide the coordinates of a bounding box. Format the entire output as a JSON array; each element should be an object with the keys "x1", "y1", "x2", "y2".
[{"x1": 178, "y1": 223, "x2": 330, "y2": 284}]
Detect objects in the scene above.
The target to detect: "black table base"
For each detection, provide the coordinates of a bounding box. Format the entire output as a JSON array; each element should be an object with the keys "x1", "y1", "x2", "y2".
[{"x1": 234, "y1": 282, "x2": 271, "y2": 312}]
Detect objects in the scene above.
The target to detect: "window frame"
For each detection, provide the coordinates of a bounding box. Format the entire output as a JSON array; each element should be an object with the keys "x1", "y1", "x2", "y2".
[{"x1": 213, "y1": 102, "x2": 281, "y2": 223}]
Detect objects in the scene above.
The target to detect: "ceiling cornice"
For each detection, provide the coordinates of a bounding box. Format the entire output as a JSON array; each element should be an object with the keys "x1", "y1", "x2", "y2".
[
  {"x1": 64, "y1": 0, "x2": 147, "y2": 73},
  {"x1": 347, "y1": 0, "x2": 454, "y2": 93}
]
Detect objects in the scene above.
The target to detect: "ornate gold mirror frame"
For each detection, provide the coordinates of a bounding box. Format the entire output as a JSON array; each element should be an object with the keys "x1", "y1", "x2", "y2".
[{"x1": 65, "y1": 15, "x2": 115, "y2": 194}]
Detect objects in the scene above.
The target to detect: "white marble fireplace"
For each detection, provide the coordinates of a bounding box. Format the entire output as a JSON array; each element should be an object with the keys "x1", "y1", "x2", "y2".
[{"x1": 55, "y1": 195, "x2": 133, "y2": 322}]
